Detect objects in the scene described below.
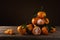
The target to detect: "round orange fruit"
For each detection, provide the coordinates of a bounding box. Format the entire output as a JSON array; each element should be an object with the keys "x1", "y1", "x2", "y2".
[
  {"x1": 32, "y1": 17, "x2": 40, "y2": 25},
  {"x1": 37, "y1": 11, "x2": 46, "y2": 18},
  {"x1": 42, "y1": 26, "x2": 48, "y2": 35},
  {"x1": 4, "y1": 29, "x2": 13, "y2": 35},
  {"x1": 37, "y1": 19, "x2": 45, "y2": 25},
  {"x1": 50, "y1": 27, "x2": 56, "y2": 33},
  {"x1": 32, "y1": 25, "x2": 41, "y2": 35},
  {"x1": 17, "y1": 25, "x2": 26, "y2": 35},
  {"x1": 27, "y1": 24, "x2": 33, "y2": 31},
  {"x1": 45, "y1": 18, "x2": 49, "y2": 24}
]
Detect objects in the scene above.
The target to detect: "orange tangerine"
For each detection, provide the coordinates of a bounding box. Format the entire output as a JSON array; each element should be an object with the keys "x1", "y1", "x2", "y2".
[{"x1": 37, "y1": 11, "x2": 46, "y2": 18}]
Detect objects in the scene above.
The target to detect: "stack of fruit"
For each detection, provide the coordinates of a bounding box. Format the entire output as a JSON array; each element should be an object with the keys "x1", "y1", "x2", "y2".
[
  {"x1": 17, "y1": 11, "x2": 56, "y2": 35},
  {"x1": 4, "y1": 11, "x2": 56, "y2": 35}
]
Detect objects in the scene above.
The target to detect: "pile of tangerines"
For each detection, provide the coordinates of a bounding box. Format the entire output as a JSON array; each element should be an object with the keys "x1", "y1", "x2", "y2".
[{"x1": 4, "y1": 11, "x2": 56, "y2": 35}]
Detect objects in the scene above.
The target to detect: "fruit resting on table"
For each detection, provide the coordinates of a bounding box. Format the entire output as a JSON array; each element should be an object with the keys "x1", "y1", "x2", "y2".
[
  {"x1": 27, "y1": 24, "x2": 33, "y2": 31},
  {"x1": 42, "y1": 26, "x2": 48, "y2": 35},
  {"x1": 4, "y1": 11, "x2": 56, "y2": 35},
  {"x1": 4, "y1": 29, "x2": 14, "y2": 35},
  {"x1": 50, "y1": 27, "x2": 56, "y2": 33},
  {"x1": 32, "y1": 25, "x2": 41, "y2": 35},
  {"x1": 16, "y1": 11, "x2": 56, "y2": 35},
  {"x1": 17, "y1": 25, "x2": 27, "y2": 35}
]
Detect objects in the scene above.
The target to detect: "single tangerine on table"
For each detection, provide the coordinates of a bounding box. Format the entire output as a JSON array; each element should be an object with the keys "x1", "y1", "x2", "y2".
[
  {"x1": 4, "y1": 29, "x2": 14, "y2": 35},
  {"x1": 42, "y1": 26, "x2": 48, "y2": 35},
  {"x1": 17, "y1": 25, "x2": 26, "y2": 35},
  {"x1": 32, "y1": 25, "x2": 41, "y2": 35},
  {"x1": 50, "y1": 27, "x2": 56, "y2": 33}
]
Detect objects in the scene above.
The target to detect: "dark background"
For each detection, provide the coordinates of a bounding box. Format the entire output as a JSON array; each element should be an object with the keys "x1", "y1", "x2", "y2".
[{"x1": 0, "y1": 0, "x2": 60, "y2": 26}]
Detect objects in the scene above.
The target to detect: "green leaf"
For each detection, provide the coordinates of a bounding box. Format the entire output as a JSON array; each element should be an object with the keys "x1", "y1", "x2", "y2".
[{"x1": 22, "y1": 23, "x2": 27, "y2": 28}]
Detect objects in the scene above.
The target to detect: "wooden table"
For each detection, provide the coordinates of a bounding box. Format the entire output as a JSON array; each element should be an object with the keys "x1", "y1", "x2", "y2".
[{"x1": 0, "y1": 26, "x2": 60, "y2": 40}]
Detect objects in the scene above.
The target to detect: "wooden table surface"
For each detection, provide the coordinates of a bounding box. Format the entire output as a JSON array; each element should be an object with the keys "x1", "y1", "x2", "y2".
[{"x1": 0, "y1": 26, "x2": 60, "y2": 40}]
